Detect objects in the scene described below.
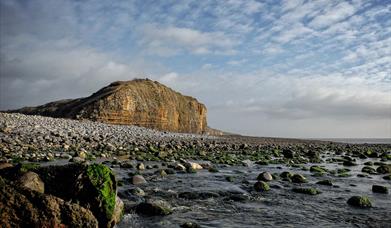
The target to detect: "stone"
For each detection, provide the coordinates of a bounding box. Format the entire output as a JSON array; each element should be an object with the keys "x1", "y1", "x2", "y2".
[
  {"x1": 347, "y1": 196, "x2": 372, "y2": 208},
  {"x1": 362, "y1": 166, "x2": 376, "y2": 174},
  {"x1": 292, "y1": 187, "x2": 321, "y2": 195},
  {"x1": 131, "y1": 187, "x2": 145, "y2": 197},
  {"x1": 0, "y1": 182, "x2": 98, "y2": 228},
  {"x1": 175, "y1": 163, "x2": 186, "y2": 171},
  {"x1": 372, "y1": 185, "x2": 388, "y2": 194},
  {"x1": 13, "y1": 79, "x2": 208, "y2": 134},
  {"x1": 343, "y1": 160, "x2": 357, "y2": 166},
  {"x1": 291, "y1": 174, "x2": 307, "y2": 183},
  {"x1": 132, "y1": 175, "x2": 147, "y2": 185},
  {"x1": 70, "y1": 157, "x2": 85, "y2": 163},
  {"x1": 137, "y1": 163, "x2": 145, "y2": 170},
  {"x1": 187, "y1": 162, "x2": 203, "y2": 170},
  {"x1": 310, "y1": 166, "x2": 327, "y2": 173},
  {"x1": 16, "y1": 171, "x2": 44, "y2": 193},
  {"x1": 181, "y1": 222, "x2": 201, "y2": 228},
  {"x1": 254, "y1": 181, "x2": 270, "y2": 192},
  {"x1": 316, "y1": 180, "x2": 332, "y2": 186},
  {"x1": 282, "y1": 149, "x2": 295, "y2": 159},
  {"x1": 135, "y1": 199, "x2": 172, "y2": 216},
  {"x1": 208, "y1": 167, "x2": 219, "y2": 173},
  {"x1": 377, "y1": 164, "x2": 391, "y2": 174},
  {"x1": 257, "y1": 172, "x2": 273, "y2": 182}
]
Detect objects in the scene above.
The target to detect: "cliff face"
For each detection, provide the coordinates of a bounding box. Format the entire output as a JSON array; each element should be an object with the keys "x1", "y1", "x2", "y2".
[{"x1": 13, "y1": 79, "x2": 208, "y2": 133}]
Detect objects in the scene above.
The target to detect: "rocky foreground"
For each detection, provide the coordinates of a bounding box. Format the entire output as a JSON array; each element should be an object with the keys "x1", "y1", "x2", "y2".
[{"x1": 1, "y1": 112, "x2": 391, "y2": 227}]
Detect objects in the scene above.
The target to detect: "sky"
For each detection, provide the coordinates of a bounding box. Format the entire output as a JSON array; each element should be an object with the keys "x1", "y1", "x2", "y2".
[{"x1": 0, "y1": 0, "x2": 390, "y2": 138}]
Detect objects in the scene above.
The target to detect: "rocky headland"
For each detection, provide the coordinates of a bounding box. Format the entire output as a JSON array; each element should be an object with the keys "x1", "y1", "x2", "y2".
[{"x1": 11, "y1": 79, "x2": 207, "y2": 134}]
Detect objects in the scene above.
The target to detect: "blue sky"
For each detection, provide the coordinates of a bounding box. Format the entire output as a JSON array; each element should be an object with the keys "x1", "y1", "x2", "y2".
[{"x1": 1, "y1": 0, "x2": 390, "y2": 138}]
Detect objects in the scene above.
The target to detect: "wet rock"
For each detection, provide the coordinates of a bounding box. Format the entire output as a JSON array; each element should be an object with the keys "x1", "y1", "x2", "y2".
[
  {"x1": 376, "y1": 164, "x2": 391, "y2": 174},
  {"x1": 187, "y1": 167, "x2": 197, "y2": 173},
  {"x1": 310, "y1": 166, "x2": 327, "y2": 173},
  {"x1": 280, "y1": 171, "x2": 293, "y2": 179},
  {"x1": 316, "y1": 180, "x2": 333, "y2": 186},
  {"x1": 254, "y1": 181, "x2": 270, "y2": 192},
  {"x1": 175, "y1": 163, "x2": 186, "y2": 171},
  {"x1": 292, "y1": 187, "x2": 321, "y2": 195},
  {"x1": 137, "y1": 163, "x2": 145, "y2": 170},
  {"x1": 282, "y1": 149, "x2": 295, "y2": 159},
  {"x1": 225, "y1": 176, "x2": 235, "y2": 182},
  {"x1": 132, "y1": 175, "x2": 147, "y2": 185},
  {"x1": 361, "y1": 166, "x2": 377, "y2": 174},
  {"x1": 16, "y1": 171, "x2": 44, "y2": 193},
  {"x1": 187, "y1": 162, "x2": 203, "y2": 170},
  {"x1": 181, "y1": 222, "x2": 201, "y2": 228},
  {"x1": 135, "y1": 199, "x2": 172, "y2": 216},
  {"x1": 343, "y1": 160, "x2": 357, "y2": 166},
  {"x1": 372, "y1": 185, "x2": 388, "y2": 194},
  {"x1": 347, "y1": 196, "x2": 372, "y2": 208},
  {"x1": 257, "y1": 172, "x2": 273, "y2": 182},
  {"x1": 208, "y1": 167, "x2": 219, "y2": 173},
  {"x1": 0, "y1": 181, "x2": 98, "y2": 227},
  {"x1": 383, "y1": 175, "x2": 391, "y2": 180},
  {"x1": 291, "y1": 174, "x2": 307, "y2": 183},
  {"x1": 132, "y1": 187, "x2": 146, "y2": 197}
]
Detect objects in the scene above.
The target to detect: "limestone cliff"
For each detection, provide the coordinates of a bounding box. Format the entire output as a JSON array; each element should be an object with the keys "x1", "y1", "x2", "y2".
[{"x1": 13, "y1": 79, "x2": 208, "y2": 133}]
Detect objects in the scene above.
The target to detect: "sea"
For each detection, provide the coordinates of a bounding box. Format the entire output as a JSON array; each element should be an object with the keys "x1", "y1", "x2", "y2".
[{"x1": 316, "y1": 138, "x2": 391, "y2": 144}]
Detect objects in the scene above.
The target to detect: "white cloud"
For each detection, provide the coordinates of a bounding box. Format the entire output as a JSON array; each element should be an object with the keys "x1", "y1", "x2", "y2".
[
  {"x1": 140, "y1": 24, "x2": 236, "y2": 55},
  {"x1": 309, "y1": 2, "x2": 357, "y2": 29}
]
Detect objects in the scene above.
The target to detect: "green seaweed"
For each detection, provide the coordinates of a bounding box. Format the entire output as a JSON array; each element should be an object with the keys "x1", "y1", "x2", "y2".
[{"x1": 86, "y1": 164, "x2": 116, "y2": 219}]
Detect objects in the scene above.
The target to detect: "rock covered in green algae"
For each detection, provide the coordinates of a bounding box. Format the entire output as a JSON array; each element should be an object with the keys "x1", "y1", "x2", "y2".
[
  {"x1": 361, "y1": 166, "x2": 377, "y2": 174},
  {"x1": 372, "y1": 185, "x2": 388, "y2": 194},
  {"x1": 347, "y1": 196, "x2": 372, "y2": 208},
  {"x1": 254, "y1": 181, "x2": 270, "y2": 192},
  {"x1": 291, "y1": 174, "x2": 307, "y2": 183},
  {"x1": 292, "y1": 188, "x2": 321, "y2": 195},
  {"x1": 310, "y1": 166, "x2": 327, "y2": 173},
  {"x1": 135, "y1": 199, "x2": 173, "y2": 216}
]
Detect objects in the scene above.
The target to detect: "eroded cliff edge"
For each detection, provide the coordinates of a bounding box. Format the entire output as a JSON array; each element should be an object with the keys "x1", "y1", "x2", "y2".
[{"x1": 12, "y1": 79, "x2": 207, "y2": 134}]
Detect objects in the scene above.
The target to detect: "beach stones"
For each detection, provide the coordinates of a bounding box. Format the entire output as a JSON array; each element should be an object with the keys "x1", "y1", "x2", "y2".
[
  {"x1": 372, "y1": 185, "x2": 388, "y2": 194},
  {"x1": 257, "y1": 172, "x2": 273, "y2": 182},
  {"x1": 377, "y1": 165, "x2": 391, "y2": 174},
  {"x1": 136, "y1": 199, "x2": 172, "y2": 216},
  {"x1": 291, "y1": 174, "x2": 307, "y2": 183},
  {"x1": 292, "y1": 188, "x2": 321, "y2": 195},
  {"x1": 316, "y1": 180, "x2": 332, "y2": 186},
  {"x1": 254, "y1": 181, "x2": 270, "y2": 192},
  {"x1": 132, "y1": 175, "x2": 147, "y2": 185},
  {"x1": 347, "y1": 196, "x2": 372, "y2": 208}
]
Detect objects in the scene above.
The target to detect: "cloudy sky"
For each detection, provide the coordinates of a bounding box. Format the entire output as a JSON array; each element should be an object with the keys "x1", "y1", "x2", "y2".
[{"x1": 1, "y1": 0, "x2": 390, "y2": 138}]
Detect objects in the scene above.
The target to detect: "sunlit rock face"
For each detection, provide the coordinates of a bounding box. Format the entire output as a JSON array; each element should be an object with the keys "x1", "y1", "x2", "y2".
[{"x1": 13, "y1": 79, "x2": 208, "y2": 134}]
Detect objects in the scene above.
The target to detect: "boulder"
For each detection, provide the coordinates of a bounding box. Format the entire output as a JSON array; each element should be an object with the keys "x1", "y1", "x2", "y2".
[
  {"x1": 257, "y1": 172, "x2": 273, "y2": 182},
  {"x1": 135, "y1": 199, "x2": 172, "y2": 216},
  {"x1": 254, "y1": 181, "x2": 270, "y2": 192},
  {"x1": 292, "y1": 188, "x2": 321, "y2": 195},
  {"x1": 291, "y1": 174, "x2": 307, "y2": 183},
  {"x1": 347, "y1": 196, "x2": 372, "y2": 208},
  {"x1": 372, "y1": 185, "x2": 388, "y2": 194},
  {"x1": 0, "y1": 181, "x2": 98, "y2": 227},
  {"x1": 132, "y1": 175, "x2": 147, "y2": 185},
  {"x1": 16, "y1": 171, "x2": 44, "y2": 193}
]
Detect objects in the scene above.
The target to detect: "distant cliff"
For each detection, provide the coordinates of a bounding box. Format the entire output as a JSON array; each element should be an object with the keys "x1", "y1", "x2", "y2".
[{"x1": 12, "y1": 79, "x2": 208, "y2": 134}]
